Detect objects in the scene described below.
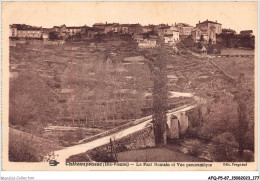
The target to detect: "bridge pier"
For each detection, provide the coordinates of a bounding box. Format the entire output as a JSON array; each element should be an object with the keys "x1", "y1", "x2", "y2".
[{"x1": 166, "y1": 112, "x2": 189, "y2": 139}]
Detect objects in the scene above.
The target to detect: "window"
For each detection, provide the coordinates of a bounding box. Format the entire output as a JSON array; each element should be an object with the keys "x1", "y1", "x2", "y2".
[{"x1": 12, "y1": 29, "x2": 15, "y2": 36}]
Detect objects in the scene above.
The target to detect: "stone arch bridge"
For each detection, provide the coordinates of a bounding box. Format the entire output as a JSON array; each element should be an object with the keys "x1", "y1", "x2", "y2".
[{"x1": 47, "y1": 101, "x2": 201, "y2": 164}]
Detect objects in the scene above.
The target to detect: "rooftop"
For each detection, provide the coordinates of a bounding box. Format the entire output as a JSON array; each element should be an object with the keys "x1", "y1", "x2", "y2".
[
  {"x1": 196, "y1": 20, "x2": 222, "y2": 25},
  {"x1": 158, "y1": 26, "x2": 171, "y2": 29},
  {"x1": 240, "y1": 30, "x2": 253, "y2": 33},
  {"x1": 67, "y1": 26, "x2": 84, "y2": 29},
  {"x1": 10, "y1": 24, "x2": 42, "y2": 31},
  {"x1": 93, "y1": 23, "x2": 105, "y2": 26},
  {"x1": 128, "y1": 24, "x2": 141, "y2": 27},
  {"x1": 176, "y1": 23, "x2": 193, "y2": 27}
]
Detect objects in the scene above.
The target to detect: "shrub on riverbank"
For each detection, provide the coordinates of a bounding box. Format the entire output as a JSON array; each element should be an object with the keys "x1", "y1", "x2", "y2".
[
  {"x1": 211, "y1": 132, "x2": 238, "y2": 162},
  {"x1": 9, "y1": 128, "x2": 59, "y2": 162}
]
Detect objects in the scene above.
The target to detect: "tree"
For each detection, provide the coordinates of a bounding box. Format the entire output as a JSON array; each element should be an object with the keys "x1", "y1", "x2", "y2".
[
  {"x1": 233, "y1": 73, "x2": 249, "y2": 157},
  {"x1": 200, "y1": 91, "x2": 238, "y2": 140},
  {"x1": 182, "y1": 35, "x2": 195, "y2": 47},
  {"x1": 209, "y1": 37, "x2": 213, "y2": 45},
  {"x1": 49, "y1": 31, "x2": 60, "y2": 40},
  {"x1": 144, "y1": 38, "x2": 168, "y2": 145},
  {"x1": 122, "y1": 63, "x2": 153, "y2": 119},
  {"x1": 9, "y1": 72, "x2": 61, "y2": 129},
  {"x1": 198, "y1": 72, "x2": 252, "y2": 160}
]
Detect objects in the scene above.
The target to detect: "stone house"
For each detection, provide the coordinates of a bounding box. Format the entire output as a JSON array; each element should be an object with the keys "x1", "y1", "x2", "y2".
[
  {"x1": 93, "y1": 23, "x2": 106, "y2": 30},
  {"x1": 52, "y1": 24, "x2": 67, "y2": 38},
  {"x1": 222, "y1": 28, "x2": 236, "y2": 35},
  {"x1": 192, "y1": 26, "x2": 217, "y2": 44},
  {"x1": 10, "y1": 24, "x2": 42, "y2": 39},
  {"x1": 192, "y1": 20, "x2": 222, "y2": 44},
  {"x1": 52, "y1": 26, "x2": 60, "y2": 32},
  {"x1": 17, "y1": 26, "x2": 42, "y2": 39},
  {"x1": 163, "y1": 30, "x2": 179, "y2": 45},
  {"x1": 112, "y1": 23, "x2": 120, "y2": 33},
  {"x1": 59, "y1": 24, "x2": 67, "y2": 37},
  {"x1": 104, "y1": 23, "x2": 114, "y2": 34},
  {"x1": 240, "y1": 30, "x2": 253, "y2": 37},
  {"x1": 86, "y1": 27, "x2": 104, "y2": 38},
  {"x1": 133, "y1": 34, "x2": 143, "y2": 42},
  {"x1": 128, "y1": 24, "x2": 143, "y2": 35},
  {"x1": 51, "y1": 24, "x2": 87, "y2": 38},
  {"x1": 196, "y1": 20, "x2": 222, "y2": 34},
  {"x1": 103, "y1": 23, "x2": 121, "y2": 34},
  {"x1": 67, "y1": 26, "x2": 83, "y2": 36},
  {"x1": 172, "y1": 30, "x2": 180, "y2": 43},
  {"x1": 157, "y1": 26, "x2": 172, "y2": 37},
  {"x1": 142, "y1": 25, "x2": 154, "y2": 33},
  {"x1": 164, "y1": 34, "x2": 174, "y2": 44},
  {"x1": 174, "y1": 23, "x2": 194, "y2": 36},
  {"x1": 120, "y1": 24, "x2": 129, "y2": 34},
  {"x1": 42, "y1": 28, "x2": 52, "y2": 40},
  {"x1": 154, "y1": 24, "x2": 168, "y2": 34},
  {"x1": 42, "y1": 33, "x2": 49, "y2": 39}
]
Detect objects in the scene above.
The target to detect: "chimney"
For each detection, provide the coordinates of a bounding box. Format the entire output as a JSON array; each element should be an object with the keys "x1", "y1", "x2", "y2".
[
  {"x1": 175, "y1": 22, "x2": 176, "y2": 26},
  {"x1": 216, "y1": 20, "x2": 217, "y2": 23},
  {"x1": 199, "y1": 20, "x2": 200, "y2": 23},
  {"x1": 207, "y1": 19, "x2": 208, "y2": 21}
]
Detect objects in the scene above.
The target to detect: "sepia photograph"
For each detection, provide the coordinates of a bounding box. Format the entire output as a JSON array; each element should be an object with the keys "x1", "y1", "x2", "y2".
[{"x1": 1, "y1": 1, "x2": 258, "y2": 171}]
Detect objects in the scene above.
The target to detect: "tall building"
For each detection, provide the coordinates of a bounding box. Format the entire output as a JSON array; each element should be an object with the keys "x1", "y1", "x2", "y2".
[{"x1": 192, "y1": 19, "x2": 222, "y2": 44}]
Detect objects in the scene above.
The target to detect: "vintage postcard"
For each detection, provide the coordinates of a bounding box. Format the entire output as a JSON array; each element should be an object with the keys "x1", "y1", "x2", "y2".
[{"x1": 1, "y1": 1, "x2": 258, "y2": 171}]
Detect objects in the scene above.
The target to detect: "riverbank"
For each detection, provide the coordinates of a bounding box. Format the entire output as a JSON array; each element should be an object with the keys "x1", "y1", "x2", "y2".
[{"x1": 117, "y1": 146, "x2": 208, "y2": 162}]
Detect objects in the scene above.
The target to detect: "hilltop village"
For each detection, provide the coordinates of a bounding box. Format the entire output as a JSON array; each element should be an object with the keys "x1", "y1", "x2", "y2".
[{"x1": 10, "y1": 20, "x2": 254, "y2": 51}]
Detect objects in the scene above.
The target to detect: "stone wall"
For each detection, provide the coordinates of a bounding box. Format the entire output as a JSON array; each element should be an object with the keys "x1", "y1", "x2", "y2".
[
  {"x1": 116, "y1": 126, "x2": 155, "y2": 150},
  {"x1": 87, "y1": 126, "x2": 155, "y2": 162}
]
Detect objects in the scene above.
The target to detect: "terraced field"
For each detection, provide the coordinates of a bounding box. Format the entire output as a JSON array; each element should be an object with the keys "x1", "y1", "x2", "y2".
[{"x1": 9, "y1": 37, "x2": 255, "y2": 162}]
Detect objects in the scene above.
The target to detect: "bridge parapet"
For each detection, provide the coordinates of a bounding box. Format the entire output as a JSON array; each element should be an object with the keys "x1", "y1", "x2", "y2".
[{"x1": 50, "y1": 101, "x2": 201, "y2": 163}]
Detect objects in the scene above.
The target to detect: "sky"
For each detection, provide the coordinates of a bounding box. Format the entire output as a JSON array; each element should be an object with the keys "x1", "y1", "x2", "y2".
[{"x1": 2, "y1": 1, "x2": 258, "y2": 33}]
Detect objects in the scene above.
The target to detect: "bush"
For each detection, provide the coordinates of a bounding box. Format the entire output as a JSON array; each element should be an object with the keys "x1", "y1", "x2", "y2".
[
  {"x1": 199, "y1": 93, "x2": 238, "y2": 140},
  {"x1": 49, "y1": 32, "x2": 61, "y2": 40},
  {"x1": 9, "y1": 72, "x2": 61, "y2": 128},
  {"x1": 182, "y1": 35, "x2": 195, "y2": 47},
  {"x1": 207, "y1": 44, "x2": 222, "y2": 54},
  {"x1": 9, "y1": 129, "x2": 57, "y2": 162},
  {"x1": 66, "y1": 153, "x2": 91, "y2": 162},
  {"x1": 242, "y1": 150, "x2": 254, "y2": 162},
  {"x1": 9, "y1": 138, "x2": 40, "y2": 162},
  {"x1": 76, "y1": 128, "x2": 86, "y2": 140},
  {"x1": 211, "y1": 132, "x2": 238, "y2": 161},
  {"x1": 58, "y1": 129, "x2": 86, "y2": 147},
  {"x1": 88, "y1": 146, "x2": 117, "y2": 162},
  {"x1": 180, "y1": 49, "x2": 188, "y2": 55},
  {"x1": 244, "y1": 131, "x2": 254, "y2": 151},
  {"x1": 187, "y1": 141, "x2": 202, "y2": 157}
]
